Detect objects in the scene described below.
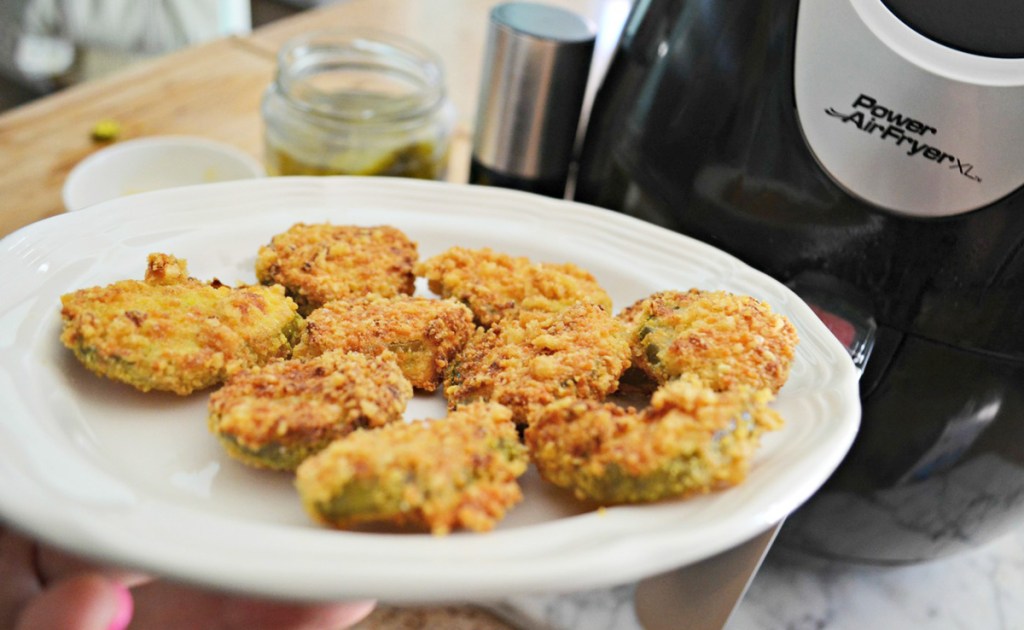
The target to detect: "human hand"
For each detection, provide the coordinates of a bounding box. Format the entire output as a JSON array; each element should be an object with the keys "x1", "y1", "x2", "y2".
[{"x1": 1, "y1": 526, "x2": 375, "y2": 630}]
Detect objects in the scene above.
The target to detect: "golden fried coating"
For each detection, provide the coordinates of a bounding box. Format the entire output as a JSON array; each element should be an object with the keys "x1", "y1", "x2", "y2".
[
  {"x1": 209, "y1": 350, "x2": 412, "y2": 471},
  {"x1": 444, "y1": 303, "x2": 631, "y2": 425},
  {"x1": 525, "y1": 377, "x2": 784, "y2": 504},
  {"x1": 619, "y1": 289, "x2": 798, "y2": 393},
  {"x1": 59, "y1": 254, "x2": 302, "y2": 395},
  {"x1": 292, "y1": 295, "x2": 475, "y2": 391},
  {"x1": 255, "y1": 223, "x2": 418, "y2": 315},
  {"x1": 144, "y1": 252, "x2": 191, "y2": 285},
  {"x1": 414, "y1": 246, "x2": 613, "y2": 327},
  {"x1": 295, "y1": 402, "x2": 528, "y2": 535}
]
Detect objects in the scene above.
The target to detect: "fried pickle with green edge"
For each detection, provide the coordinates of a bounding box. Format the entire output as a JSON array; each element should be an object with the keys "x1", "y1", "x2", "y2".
[
  {"x1": 414, "y1": 246, "x2": 612, "y2": 327},
  {"x1": 444, "y1": 302, "x2": 631, "y2": 426},
  {"x1": 209, "y1": 350, "x2": 412, "y2": 471},
  {"x1": 619, "y1": 289, "x2": 798, "y2": 393},
  {"x1": 59, "y1": 253, "x2": 302, "y2": 395},
  {"x1": 525, "y1": 376, "x2": 783, "y2": 504},
  {"x1": 295, "y1": 402, "x2": 528, "y2": 535},
  {"x1": 292, "y1": 294, "x2": 475, "y2": 391},
  {"x1": 255, "y1": 223, "x2": 417, "y2": 315}
]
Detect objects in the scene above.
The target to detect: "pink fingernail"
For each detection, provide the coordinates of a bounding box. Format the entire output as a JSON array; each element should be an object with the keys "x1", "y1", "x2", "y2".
[{"x1": 107, "y1": 583, "x2": 134, "y2": 630}]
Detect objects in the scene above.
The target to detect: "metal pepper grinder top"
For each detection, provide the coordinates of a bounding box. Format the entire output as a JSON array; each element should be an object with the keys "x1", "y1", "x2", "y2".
[{"x1": 470, "y1": 2, "x2": 596, "y2": 198}]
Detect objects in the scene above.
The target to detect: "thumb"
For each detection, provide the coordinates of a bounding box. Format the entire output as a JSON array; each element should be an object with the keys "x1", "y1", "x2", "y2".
[{"x1": 16, "y1": 574, "x2": 132, "y2": 630}]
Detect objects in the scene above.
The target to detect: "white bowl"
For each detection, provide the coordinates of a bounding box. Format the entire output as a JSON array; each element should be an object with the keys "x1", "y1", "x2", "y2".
[{"x1": 62, "y1": 136, "x2": 265, "y2": 212}]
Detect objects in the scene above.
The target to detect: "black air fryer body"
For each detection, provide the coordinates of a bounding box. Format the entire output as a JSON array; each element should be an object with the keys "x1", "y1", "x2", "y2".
[{"x1": 575, "y1": 0, "x2": 1024, "y2": 563}]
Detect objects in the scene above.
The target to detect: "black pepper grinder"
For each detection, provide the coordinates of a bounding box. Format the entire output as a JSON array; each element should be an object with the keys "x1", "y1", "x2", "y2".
[{"x1": 470, "y1": 2, "x2": 596, "y2": 198}]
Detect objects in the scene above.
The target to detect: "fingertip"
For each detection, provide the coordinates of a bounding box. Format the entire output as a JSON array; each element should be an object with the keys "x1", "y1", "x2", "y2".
[
  {"x1": 15, "y1": 574, "x2": 134, "y2": 630},
  {"x1": 334, "y1": 599, "x2": 377, "y2": 628},
  {"x1": 106, "y1": 582, "x2": 134, "y2": 630}
]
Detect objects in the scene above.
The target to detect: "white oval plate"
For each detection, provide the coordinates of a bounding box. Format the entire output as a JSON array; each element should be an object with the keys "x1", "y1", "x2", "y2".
[{"x1": 0, "y1": 177, "x2": 859, "y2": 602}]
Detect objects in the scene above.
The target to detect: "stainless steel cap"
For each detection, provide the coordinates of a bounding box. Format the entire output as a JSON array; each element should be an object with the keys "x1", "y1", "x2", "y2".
[{"x1": 473, "y1": 2, "x2": 596, "y2": 180}]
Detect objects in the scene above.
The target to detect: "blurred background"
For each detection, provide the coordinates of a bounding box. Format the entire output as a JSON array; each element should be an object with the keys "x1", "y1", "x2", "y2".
[{"x1": 0, "y1": 0, "x2": 320, "y2": 113}]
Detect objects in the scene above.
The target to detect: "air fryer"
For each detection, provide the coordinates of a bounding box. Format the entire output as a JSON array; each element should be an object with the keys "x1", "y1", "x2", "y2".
[{"x1": 575, "y1": 0, "x2": 1024, "y2": 563}]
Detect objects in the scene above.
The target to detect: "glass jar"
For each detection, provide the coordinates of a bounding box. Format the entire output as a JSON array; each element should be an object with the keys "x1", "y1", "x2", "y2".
[{"x1": 262, "y1": 29, "x2": 455, "y2": 179}]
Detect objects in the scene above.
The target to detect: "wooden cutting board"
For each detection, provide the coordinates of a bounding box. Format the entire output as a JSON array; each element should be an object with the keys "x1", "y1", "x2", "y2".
[{"x1": 0, "y1": 38, "x2": 274, "y2": 238}]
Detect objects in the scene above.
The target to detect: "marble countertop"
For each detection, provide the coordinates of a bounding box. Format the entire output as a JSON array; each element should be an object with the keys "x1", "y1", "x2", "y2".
[{"x1": 493, "y1": 524, "x2": 1024, "y2": 629}]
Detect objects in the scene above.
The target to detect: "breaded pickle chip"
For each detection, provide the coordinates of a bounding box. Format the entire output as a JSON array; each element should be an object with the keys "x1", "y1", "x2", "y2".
[
  {"x1": 293, "y1": 295, "x2": 475, "y2": 391},
  {"x1": 525, "y1": 377, "x2": 783, "y2": 504},
  {"x1": 444, "y1": 303, "x2": 631, "y2": 425},
  {"x1": 414, "y1": 246, "x2": 613, "y2": 327},
  {"x1": 295, "y1": 402, "x2": 528, "y2": 535},
  {"x1": 209, "y1": 350, "x2": 412, "y2": 471},
  {"x1": 59, "y1": 254, "x2": 302, "y2": 395},
  {"x1": 255, "y1": 223, "x2": 417, "y2": 315},
  {"x1": 619, "y1": 289, "x2": 798, "y2": 393}
]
